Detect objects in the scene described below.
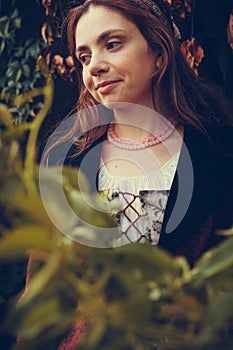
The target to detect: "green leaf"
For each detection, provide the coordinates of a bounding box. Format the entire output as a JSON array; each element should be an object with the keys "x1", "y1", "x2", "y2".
[
  {"x1": 192, "y1": 237, "x2": 233, "y2": 280},
  {"x1": 0, "y1": 17, "x2": 9, "y2": 37},
  {"x1": 14, "y1": 47, "x2": 24, "y2": 58},
  {"x1": 0, "y1": 225, "x2": 51, "y2": 259},
  {"x1": 22, "y1": 64, "x2": 30, "y2": 78},
  {"x1": 11, "y1": 9, "x2": 20, "y2": 21},
  {"x1": 3, "y1": 19, "x2": 10, "y2": 37},
  {"x1": 7, "y1": 80, "x2": 15, "y2": 87},
  {"x1": 1, "y1": 85, "x2": 11, "y2": 94},
  {"x1": 16, "y1": 81, "x2": 22, "y2": 89},
  {"x1": 61, "y1": 165, "x2": 89, "y2": 191},
  {"x1": 0, "y1": 39, "x2": 5, "y2": 55},
  {"x1": 0, "y1": 16, "x2": 8, "y2": 25},
  {"x1": 13, "y1": 17, "x2": 21, "y2": 29},
  {"x1": 198, "y1": 292, "x2": 233, "y2": 345},
  {"x1": 0, "y1": 30, "x2": 5, "y2": 38},
  {"x1": 6, "y1": 67, "x2": 14, "y2": 79},
  {"x1": 15, "y1": 68, "x2": 22, "y2": 82},
  {"x1": 0, "y1": 103, "x2": 13, "y2": 127},
  {"x1": 17, "y1": 297, "x2": 63, "y2": 338}
]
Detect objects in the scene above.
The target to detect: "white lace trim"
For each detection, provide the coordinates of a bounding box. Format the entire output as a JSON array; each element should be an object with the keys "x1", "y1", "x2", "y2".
[{"x1": 98, "y1": 152, "x2": 179, "y2": 192}]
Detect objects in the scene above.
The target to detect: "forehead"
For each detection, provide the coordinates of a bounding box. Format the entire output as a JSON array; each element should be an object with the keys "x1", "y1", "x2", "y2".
[{"x1": 75, "y1": 5, "x2": 138, "y2": 45}]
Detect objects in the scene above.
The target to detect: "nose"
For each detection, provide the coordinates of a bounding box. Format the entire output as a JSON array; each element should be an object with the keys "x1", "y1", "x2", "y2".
[{"x1": 89, "y1": 55, "x2": 109, "y2": 76}]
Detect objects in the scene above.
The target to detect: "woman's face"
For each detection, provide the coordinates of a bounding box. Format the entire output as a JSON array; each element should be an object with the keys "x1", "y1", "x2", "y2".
[
  {"x1": 229, "y1": 13, "x2": 233, "y2": 37},
  {"x1": 75, "y1": 5, "x2": 157, "y2": 109}
]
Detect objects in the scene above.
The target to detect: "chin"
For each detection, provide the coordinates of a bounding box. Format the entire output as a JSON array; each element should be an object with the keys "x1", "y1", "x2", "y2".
[{"x1": 100, "y1": 100, "x2": 133, "y2": 111}]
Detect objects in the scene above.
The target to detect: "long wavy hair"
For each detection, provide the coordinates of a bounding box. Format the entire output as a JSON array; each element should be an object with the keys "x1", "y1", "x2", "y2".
[{"x1": 44, "y1": 0, "x2": 228, "y2": 162}]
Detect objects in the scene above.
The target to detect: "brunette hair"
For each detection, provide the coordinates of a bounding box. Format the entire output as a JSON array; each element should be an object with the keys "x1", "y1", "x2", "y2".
[{"x1": 44, "y1": 0, "x2": 229, "y2": 162}]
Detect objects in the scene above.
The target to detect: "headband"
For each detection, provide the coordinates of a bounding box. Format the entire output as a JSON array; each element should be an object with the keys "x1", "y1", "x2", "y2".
[
  {"x1": 83, "y1": 0, "x2": 181, "y2": 39},
  {"x1": 132, "y1": 0, "x2": 181, "y2": 39}
]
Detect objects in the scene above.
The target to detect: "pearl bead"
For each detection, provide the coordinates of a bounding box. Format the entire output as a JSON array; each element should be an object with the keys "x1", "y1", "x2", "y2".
[{"x1": 107, "y1": 121, "x2": 177, "y2": 150}]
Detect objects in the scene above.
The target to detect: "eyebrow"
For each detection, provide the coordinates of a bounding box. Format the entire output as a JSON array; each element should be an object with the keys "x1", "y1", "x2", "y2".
[{"x1": 75, "y1": 28, "x2": 126, "y2": 53}]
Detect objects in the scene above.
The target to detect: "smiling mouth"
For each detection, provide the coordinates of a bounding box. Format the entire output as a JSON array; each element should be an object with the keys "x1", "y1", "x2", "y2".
[{"x1": 96, "y1": 80, "x2": 122, "y2": 93}]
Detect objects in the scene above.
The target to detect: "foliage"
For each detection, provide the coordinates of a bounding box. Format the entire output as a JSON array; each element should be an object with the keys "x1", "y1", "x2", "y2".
[
  {"x1": 0, "y1": 7, "x2": 45, "y2": 124},
  {"x1": 0, "y1": 59, "x2": 233, "y2": 350}
]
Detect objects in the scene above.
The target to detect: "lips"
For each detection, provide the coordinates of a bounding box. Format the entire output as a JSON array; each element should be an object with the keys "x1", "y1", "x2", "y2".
[{"x1": 96, "y1": 80, "x2": 122, "y2": 93}]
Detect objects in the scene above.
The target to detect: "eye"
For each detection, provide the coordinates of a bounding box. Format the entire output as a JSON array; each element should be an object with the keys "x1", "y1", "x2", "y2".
[
  {"x1": 106, "y1": 41, "x2": 121, "y2": 50},
  {"x1": 78, "y1": 54, "x2": 91, "y2": 64}
]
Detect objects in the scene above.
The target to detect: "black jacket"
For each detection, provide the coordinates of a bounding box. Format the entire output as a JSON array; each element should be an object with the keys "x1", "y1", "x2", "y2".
[{"x1": 63, "y1": 125, "x2": 233, "y2": 265}]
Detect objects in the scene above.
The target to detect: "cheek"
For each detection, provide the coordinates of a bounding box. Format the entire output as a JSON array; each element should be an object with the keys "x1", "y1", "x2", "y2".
[
  {"x1": 82, "y1": 71, "x2": 100, "y2": 100},
  {"x1": 82, "y1": 73, "x2": 96, "y2": 97},
  {"x1": 131, "y1": 49, "x2": 155, "y2": 75},
  {"x1": 82, "y1": 70, "x2": 89, "y2": 89},
  {"x1": 114, "y1": 52, "x2": 133, "y2": 70}
]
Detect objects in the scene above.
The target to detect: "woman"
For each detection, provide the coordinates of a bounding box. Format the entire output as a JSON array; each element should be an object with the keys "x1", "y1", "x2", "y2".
[
  {"x1": 42, "y1": 0, "x2": 233, "y2": 266},
  {"x1": 37, "y1": 1, "x2": 233, "y2": 349}
]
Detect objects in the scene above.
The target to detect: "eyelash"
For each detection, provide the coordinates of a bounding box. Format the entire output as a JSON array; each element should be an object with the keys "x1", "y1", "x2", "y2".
[
  {"x1": 78, "y1": 40, "x2": 122, "y2": 64},
  {"x1": 78, "y1": 54, "x2": 91, "y2": 64},
  {"x1": 106, "y1": 41, "x2": 121, "y2": 50}
]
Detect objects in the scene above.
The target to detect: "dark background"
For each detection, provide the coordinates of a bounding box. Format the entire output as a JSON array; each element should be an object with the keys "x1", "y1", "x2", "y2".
[{"x1": 194, "y1": 0, "x2": 233, "y2": 102}]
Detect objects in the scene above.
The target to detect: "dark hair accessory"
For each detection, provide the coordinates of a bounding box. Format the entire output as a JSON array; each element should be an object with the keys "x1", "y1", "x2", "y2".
[
  {"x1": 82, "y1": 0, "x2": 181, "y2": 39},
  {"x1": 132, "y1": 0, "x2": 181, "y2": 39}
]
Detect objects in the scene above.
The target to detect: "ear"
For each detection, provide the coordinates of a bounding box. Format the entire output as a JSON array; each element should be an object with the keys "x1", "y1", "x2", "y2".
[
  {"x1": 155, "y1": 51, "x2": 163, "y2": 69},
  {"x1": 152, "y1": 52, "x2": 163, "y2": 78}
]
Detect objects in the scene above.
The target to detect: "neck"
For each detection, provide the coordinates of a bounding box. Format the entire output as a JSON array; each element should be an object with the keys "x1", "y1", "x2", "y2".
[{"x1": 112, "y1": 103, "x2": 171, "y2": 140}]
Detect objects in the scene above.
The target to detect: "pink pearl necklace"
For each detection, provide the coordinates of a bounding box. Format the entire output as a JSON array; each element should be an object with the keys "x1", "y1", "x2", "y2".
[{"x1": 107, "y1": 120, "x2": 177, "y2": 150}]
